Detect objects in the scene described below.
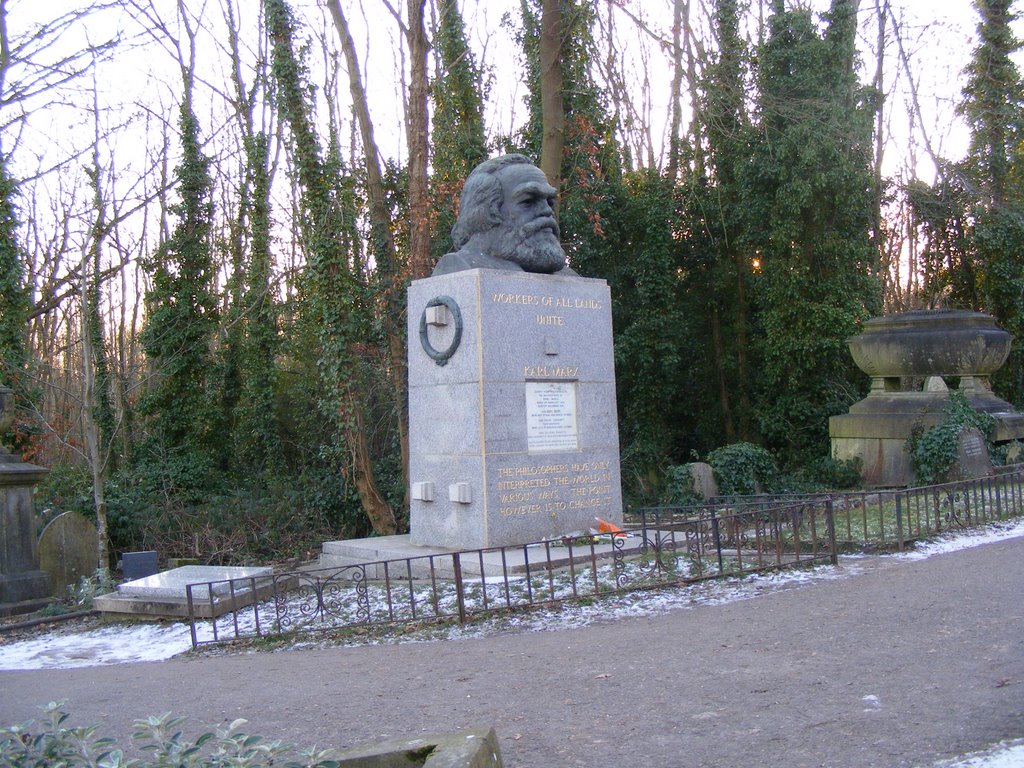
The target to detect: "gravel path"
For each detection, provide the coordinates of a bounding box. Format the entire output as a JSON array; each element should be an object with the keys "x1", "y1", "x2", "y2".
[{"x1": 2, "y1": 537, "x2": 1022, "y2": 767}]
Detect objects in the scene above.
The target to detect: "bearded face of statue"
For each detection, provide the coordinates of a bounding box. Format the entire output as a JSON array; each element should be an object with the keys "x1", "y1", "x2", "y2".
[{"x1": 489, "y1": 163, "x2": 566, "y2": 274}]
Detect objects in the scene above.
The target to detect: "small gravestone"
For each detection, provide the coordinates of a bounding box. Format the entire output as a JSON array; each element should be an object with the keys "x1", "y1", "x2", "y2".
[
  {"x1": 924, "y1": 376, "x2": 948, "y2": 392},
  {"x1": 38, "y1": 511, "x2": 98, "y2": 597},
  {"x1": 1006, "y1": 442, "x2": 1023, "y2": 465},
  {"x1": 122, "y1": 550, "x2": 159, "y2": 580},
  {"x1": 956, "y1": 427, "x2": 991, "y2": 480},
  {"x1": 687, "y1": 462, "x2": 718, "y2": 500}
]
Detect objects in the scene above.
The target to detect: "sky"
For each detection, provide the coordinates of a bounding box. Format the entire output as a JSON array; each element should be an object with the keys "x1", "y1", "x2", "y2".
[{"x1": 6, "y1": 0, "x2": 1017, "y2": 186}]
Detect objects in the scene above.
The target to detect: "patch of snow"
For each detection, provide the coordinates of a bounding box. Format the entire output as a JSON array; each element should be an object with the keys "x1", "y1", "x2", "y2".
[
  {"x1": 927, "y1": 739, "x2": 1024, "y2": 768},
  {"x1": 0, "y1": 621, "x2": 193, "y2": 670},
  {"x1": 895, "y1": 520, "x2": 1024, "y2": 561}
]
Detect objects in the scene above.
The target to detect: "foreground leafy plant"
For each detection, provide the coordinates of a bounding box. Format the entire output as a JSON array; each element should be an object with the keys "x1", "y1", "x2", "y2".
[{"x1": 0, "y1": 702, "x2": 339, "y2": 767}]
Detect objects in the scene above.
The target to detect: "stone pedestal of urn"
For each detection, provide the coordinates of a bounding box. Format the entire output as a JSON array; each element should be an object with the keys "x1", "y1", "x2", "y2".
[
  {"x1": 829, "y1": 310, "x2": 1024, "y2": 487},
  {"x1": 0, "y1": 384, "x2": 52, "y2": 615}
]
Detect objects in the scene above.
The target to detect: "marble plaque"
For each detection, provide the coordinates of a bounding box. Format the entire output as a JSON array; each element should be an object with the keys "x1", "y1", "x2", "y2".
[{"x1": 525, "y1": 381, "x2": 578, "y2": 452}]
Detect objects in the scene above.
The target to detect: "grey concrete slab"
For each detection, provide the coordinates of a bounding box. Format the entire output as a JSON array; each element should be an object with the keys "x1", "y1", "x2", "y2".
[
  {"x1": 319, "y1": 532, "x2": 638, "y2": 580},
  {"x1": 94, "y1": 566, "x2": 276, "y2": 620},
  {"x1": 117, "y1": 566, "x2": 273, "y2": 600}
]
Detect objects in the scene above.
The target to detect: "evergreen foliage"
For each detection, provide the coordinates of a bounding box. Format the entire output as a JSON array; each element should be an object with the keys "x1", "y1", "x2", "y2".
[
  {"x1": 430, "y1": 0, "x2": 489, "y2": 261},
  {"x1": 907, "y1": 391, "x2": 995, "y2": 485},
  {"x1": 745, "y1": 0, "x2": 882, "y2": 461},
  {"x1": 137, "y1": 98, "x2": 219, "y2": 491},
  {"x1": 0, "y1": 156, "x2": 29, "y2": 387}
]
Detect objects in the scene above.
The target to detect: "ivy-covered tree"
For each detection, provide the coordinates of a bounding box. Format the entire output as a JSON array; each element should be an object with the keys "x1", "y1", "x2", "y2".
[
  {"x1": 698, "y1": 0, "x2": 756, "y2": 444},
  {"x1": 138, "y1": 92, "x2": 219, "y2": 491},
  {"x1": 430, "y1": 0, "x2": 488, "y2": 261},
  {"x1": 515, "y1": 0, "x2": 691, "y2": 496},
  {"x1": 0, "y1": 157, "x2": 27, "y2": 387},
  {"x1": 744, "y1": 0, "x2": 882, "y2": 462},
  {"x1": 233, "y1": 132, "x2": 282, "y2": 476},
  {"x1": 266, "y1": 0, "x2": 397, "y2": 535}
]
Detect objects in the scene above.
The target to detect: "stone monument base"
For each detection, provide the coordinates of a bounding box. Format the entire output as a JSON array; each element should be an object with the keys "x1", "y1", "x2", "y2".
[
  {"x1": 830, "y1": 387, "x2": 1024, "y2": 487},
  {"x1": 1, "y1": 457, "x2": 52, "y2": 616},
  {"x1": 319, "y1": 532, "x2": 639, "y2": 580},
  {"x1": 0, "y1": 572, "x2": 51, "y2": 617}
]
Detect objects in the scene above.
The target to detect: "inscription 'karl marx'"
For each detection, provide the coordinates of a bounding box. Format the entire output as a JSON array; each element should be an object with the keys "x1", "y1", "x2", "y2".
[{"x1": 524, "y1": 365, "x2": 579, "y2": 378}]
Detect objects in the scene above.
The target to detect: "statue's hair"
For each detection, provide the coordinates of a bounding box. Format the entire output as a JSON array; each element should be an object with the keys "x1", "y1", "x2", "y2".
[{"x1": 450, "y1": 154, "x2": 534, "y2": 249}]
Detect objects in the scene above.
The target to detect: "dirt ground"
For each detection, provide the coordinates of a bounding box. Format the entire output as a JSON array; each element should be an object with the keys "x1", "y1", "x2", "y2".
[{"x1": 1, "y1": 537, "x2": 1022, "y2": 767}]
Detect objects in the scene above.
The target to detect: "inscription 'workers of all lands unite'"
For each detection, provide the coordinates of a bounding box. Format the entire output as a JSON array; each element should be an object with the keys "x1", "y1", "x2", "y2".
[
  {"x1": 496, "y1": 461, "x2": 613, "y2": 517},
  {"x1": 490, "y1": 292, "x2": 603, "y2": 311}
]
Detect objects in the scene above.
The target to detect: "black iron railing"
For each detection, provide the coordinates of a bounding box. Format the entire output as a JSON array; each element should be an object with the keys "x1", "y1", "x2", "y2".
[
  {"x1": 187, "y1": 468, "x2": 1024, "y2": 649},
  {"x1": 632, "y1": 466, "x2": 1024, "y2": 551},
  {"x1": 187, "y1": 497, "x2": 836, "y2": 648}
]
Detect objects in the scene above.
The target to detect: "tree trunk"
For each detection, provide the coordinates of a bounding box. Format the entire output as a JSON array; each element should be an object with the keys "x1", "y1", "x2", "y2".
[
  {"x1": 539, "y1": 0, "x2": 564, "y2": 190},
  {"x1": 666, "y1": 0, "x2": 684, "y2": 184},
  {"x1": 328, "y1": 0, "x2": 405, "y2": 532},
  {"x1": 406, "y1": 0, "x2": 431, "y2": 280}
]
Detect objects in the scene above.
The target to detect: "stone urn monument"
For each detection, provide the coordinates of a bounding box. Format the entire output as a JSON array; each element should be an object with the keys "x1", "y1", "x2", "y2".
[
  {"x1": 830, "y1": 310, "x2": 1024, "y2": 486},
  {"x1": 0, "y1": 383, "x2": 52, "y2": 615}
]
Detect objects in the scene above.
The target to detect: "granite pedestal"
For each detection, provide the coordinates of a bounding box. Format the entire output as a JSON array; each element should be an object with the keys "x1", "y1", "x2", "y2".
[{"x1": 407, "y1": 269, "x2": 623, "y2": 550}]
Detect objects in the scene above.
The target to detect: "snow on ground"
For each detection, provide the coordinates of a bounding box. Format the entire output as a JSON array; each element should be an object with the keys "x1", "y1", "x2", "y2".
[
  {"x1": 2, "y1": 519, "x2": 1023, "y2": 673},
  {"x1": 927, "y1": 739, "x2": 1024, "y2": 768},
  {"x1": 895, "y1": 519, "x2": 1024, "y2": 560}
]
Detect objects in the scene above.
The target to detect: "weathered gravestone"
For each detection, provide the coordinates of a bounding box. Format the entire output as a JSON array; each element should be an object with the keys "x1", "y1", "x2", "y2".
[
  {"x1": 955, "y1": 427, "x2": 992, "y2": 480},
  {"x1": 0, "y1": 384, "x2": 51, "y2": 615},
  {"x1": 38, "y1": 511, "x2": 99, "y2": 597},
  {"x1": 94, "y1": 565, "x2": 276, "y2": 619},
  {"x1": 687, "y1": 462, "x2": 718, "y2": 501},
  {"x1": 408, "y1": 154, "x2": 623, "y2": 550}
]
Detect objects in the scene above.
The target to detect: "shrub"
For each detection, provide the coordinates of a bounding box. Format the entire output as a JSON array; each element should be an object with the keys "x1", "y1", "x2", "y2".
[
  {"x1": 705, "y1": 442, "x2": 780, "y2": 496},
  {"x1": 661, "y1": 464, "x2": 702, "y2": 506}
]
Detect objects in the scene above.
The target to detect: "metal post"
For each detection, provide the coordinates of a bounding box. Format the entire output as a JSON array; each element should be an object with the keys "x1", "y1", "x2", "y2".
[
  {"x1": 826, "y1": 499, "x2": 838, "y2": 565},
  {"x1": 895, "y1": 494, "x2": 904, "y2": 552},
  {"x1": 452, "y1": 552, "x2": 467, "y2": 625},
  {"x1": 187, "y1": 585, "x2": 198, "y2": 649},
  {"x1": 710, "y1": 508, "x2": 724, "y2": 573}
]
